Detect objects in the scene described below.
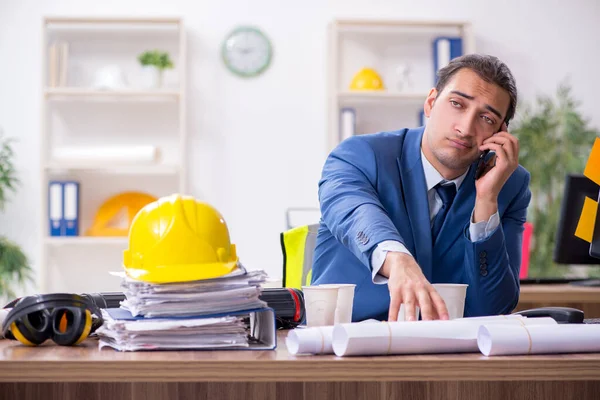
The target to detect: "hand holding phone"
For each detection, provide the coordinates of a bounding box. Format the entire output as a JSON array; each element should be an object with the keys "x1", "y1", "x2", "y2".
[
  {"x1": 474, "y1": 149, "x2": 496, "y2": 180},
  {"x1": 474, "y1": 121, "x2": 508, "y2": 181},
  {"x1": 472, "y1": 122, "x2": 518, "y2": 223}
]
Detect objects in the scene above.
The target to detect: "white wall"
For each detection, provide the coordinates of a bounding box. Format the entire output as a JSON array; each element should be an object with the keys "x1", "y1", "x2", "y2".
[{"x1": 0, "y1": 0, "x2": 599, "y2": 294}]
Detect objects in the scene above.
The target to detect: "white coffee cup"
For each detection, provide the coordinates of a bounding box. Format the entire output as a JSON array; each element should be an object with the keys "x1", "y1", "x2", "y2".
[
  {"x1": 432, "y1": 283, "x2": 468, "y2": 319},
  {"x1": 318, "y1": 284, "x2": 356, "y2": 324},
  {"x1": 397, "y1": 304, "x2": 420, "y2": 321},
  {"x1": 302, "y1": 286, "x2": 339, "y2": 327}
]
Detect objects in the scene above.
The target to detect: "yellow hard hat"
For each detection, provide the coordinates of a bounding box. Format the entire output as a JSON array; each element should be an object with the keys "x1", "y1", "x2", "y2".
[
  {"x1": 349, "y1": 67, "x2": 385, "y2": 91},
  {"x1": 123, "y1": 194, "x2": 239, "y2": 284},
  {"x1": 87, "y1": 192, "x2": 157, "y2": 237}
]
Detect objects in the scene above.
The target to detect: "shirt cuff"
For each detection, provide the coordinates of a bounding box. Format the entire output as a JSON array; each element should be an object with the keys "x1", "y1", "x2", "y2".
[
  {"x1": 371, "y1": 240, "x2": 413, "y2": 284},
  {"x1": 469, "y1": 210, "x2": 500, "y2": 242}
]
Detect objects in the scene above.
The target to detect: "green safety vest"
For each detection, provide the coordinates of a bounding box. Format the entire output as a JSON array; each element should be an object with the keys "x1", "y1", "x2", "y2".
[{"x1": 280, "y1": 224, "x2": 319, "y2": 289}]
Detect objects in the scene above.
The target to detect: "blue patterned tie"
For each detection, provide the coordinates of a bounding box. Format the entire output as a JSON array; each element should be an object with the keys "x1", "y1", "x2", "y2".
[{"x1": 431, "y1": 182, "x2": 457, "y2": 244}]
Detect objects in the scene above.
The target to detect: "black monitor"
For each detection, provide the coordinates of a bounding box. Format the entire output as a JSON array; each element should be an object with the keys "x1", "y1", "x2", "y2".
[
  {"x1": 554, "y1": 174, "x2": 600, "y2": 264},
  {"x1": 520, "y1": 174, "x2": 600, "y2": 286}
]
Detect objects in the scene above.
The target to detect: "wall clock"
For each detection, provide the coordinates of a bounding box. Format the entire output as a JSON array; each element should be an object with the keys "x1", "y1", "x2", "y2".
[{"x1": 222, "y1": 26, "x2": 273, "y2": 78}]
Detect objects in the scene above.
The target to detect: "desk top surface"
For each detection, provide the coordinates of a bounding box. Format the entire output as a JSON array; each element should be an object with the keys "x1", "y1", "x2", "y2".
[
  {"x1": 1, "y1": 331, "x2": 600, "y2": 382},
  {"x1": 519, "y1": 284, "x2": 600, "y2": 302}
]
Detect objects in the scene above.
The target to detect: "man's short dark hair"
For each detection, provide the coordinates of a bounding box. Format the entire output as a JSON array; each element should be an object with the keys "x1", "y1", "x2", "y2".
[{"x1": 435, "y1": 54, "x2": 517, "y2": 125}]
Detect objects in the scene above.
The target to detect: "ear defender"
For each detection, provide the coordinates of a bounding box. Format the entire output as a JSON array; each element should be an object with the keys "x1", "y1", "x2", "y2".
[
  {"x1": 51, "y1": 307, "x2": 93, "y2": 346},
  {"x1": 9, "y1": 308, "x2": 52, "y2": 346},
  {"x1": 2, "y1": 294, "x2": 101, "y2": 347}
]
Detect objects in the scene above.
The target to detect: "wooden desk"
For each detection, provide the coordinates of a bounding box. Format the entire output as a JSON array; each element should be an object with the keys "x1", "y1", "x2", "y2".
[
  {"x1": 516, "y1": 284, "x2": 600, "y2": 317},
  {"x1": 1, "y1": 332, "x2": 600, "y2": 400}
]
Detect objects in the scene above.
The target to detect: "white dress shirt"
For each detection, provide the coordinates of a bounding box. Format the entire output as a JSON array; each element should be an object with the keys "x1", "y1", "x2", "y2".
[{"x1": 370, "y1": 149, "x2": 500, "y2": 284}]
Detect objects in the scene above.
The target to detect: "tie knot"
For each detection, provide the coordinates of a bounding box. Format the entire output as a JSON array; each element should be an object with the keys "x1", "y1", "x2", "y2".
[{"x1": 436, "y1": 182, "x2": 456, "y2": 206}]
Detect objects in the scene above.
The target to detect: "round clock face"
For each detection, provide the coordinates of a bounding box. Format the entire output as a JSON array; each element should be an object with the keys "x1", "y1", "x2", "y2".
[{"x1": 222, "y1": 26, "x2": 272, "y2": 78}]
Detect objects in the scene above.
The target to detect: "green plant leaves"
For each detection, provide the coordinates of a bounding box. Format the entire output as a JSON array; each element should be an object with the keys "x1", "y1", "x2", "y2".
[
  {"x1": 0, "y1": 236, "x2": 32, "y2": 301},
  {"x1": 0, "y1": 134, "x2": 19, "y2": 212},
  {"x1": 0, "y1": 131, "x2": 30, "y2": 301},
  {"x1": 137, "y1": 50, "x2": 174, "y2": 70},
  {"x1": 512, "y1": 81, "x2": 600, "y2": 277}
]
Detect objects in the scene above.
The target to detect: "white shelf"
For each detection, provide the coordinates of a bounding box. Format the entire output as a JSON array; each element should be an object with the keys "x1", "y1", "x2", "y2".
[
  {"x1": 336, "y1": 21, "x2": 467, "y2": 36},
  {"x1": 44, "y1": 17, "x2": 181, "y2": 39},
  {"x1": 45, "y1": 88, "x2": 180, "y2": 101},
  {"x1": 39, "y1": 16, "x2": 187, "y2": 293},
  {"x1": 335, "y1": 19, "x2": 472, "y2": 28},
  {"x1": 327, "y1": 18, "x2": 475, "y2": 151},
  {"x1": 46, "y1": 17, "x2": 181, "y2": 25},
  {"x1": 45, "y1": 237, "x2": 128, "y2": 246},
  {"x1": 45, "y1": 164, "x2": 181, "y2": 175},
  {"x1": 338, "y1": 91, "x2": 426, "y2": 104}
]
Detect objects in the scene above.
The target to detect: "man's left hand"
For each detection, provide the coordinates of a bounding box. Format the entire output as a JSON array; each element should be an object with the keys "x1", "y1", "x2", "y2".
[{"x1": 473, "y1": 123, "x2": 519, "y2": 222}]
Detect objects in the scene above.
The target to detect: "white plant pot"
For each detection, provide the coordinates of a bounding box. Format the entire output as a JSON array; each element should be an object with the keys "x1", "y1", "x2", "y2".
[{"x1": 139, "y1": 66, "x2": 162, "y2": 89}]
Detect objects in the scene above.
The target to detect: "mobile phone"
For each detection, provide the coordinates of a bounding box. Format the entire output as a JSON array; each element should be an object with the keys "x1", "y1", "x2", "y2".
[
  {"x1": 474, "y1": 122, "x2": 507, "y2": 180},
  {"x1": 475, "y1": 149, "x2": 496, "y2": 180}
]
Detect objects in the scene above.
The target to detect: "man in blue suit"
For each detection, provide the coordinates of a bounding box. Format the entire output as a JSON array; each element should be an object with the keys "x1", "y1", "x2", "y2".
[{"x1": 311, "y1": 54, "x2": 531, "y2": 322}]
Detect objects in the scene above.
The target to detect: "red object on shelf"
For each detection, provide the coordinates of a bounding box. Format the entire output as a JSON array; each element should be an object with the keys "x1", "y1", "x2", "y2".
[{"x1": 520, "y1": 222, "x2": 534, "y2": 279}]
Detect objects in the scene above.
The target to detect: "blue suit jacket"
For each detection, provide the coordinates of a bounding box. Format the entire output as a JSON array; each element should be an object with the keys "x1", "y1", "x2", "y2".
[{"x1": 311, "y1": 127, "x2": 531, "y2": 321}]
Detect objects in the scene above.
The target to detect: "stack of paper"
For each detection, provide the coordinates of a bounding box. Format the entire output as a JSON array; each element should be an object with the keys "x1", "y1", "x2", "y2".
[
  {"x1": 120, "y1": 267, "x2": 268, "y2": 318},
  {"x1": 97, "y1": 309, "x2": 250, "y2": 351},
  {"x1": 96, "y1": 265, "x2": 275, "y2": 351}
]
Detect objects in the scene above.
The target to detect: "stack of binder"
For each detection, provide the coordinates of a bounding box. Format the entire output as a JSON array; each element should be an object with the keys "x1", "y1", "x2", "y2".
[
  {"x1": 432, "y1": 37, "x2": 463, "y2": 84},
  {"x1": 96, "y1": 265, "x2": 276, "y2": 351},
  {"x1": 48, "y1": 181, "x2": 80, "y2": 236}
]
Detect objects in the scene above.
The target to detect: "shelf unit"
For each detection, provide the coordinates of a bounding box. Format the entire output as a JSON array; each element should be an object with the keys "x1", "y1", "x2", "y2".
[
  {"x1": 45, "y1": 87, "x2": 181, "y2": 100},
  {"x1": 44, "y1": 237, "x2": 128, "y2": 246},
  {"x1": 39, "y1": 17, "x2": 187, "y2": 293},
  {"x1": 327, "y1": 19, "x2": 475, "y2": 151},
  {"x1": 338, "y1": 91, "x2": 427, "y2": 105},
  {"x1": 44, "y1": 164, "x2": 181, "y2": 175}
]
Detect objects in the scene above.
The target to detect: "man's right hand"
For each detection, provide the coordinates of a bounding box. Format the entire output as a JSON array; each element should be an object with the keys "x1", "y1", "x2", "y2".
[{"x1": 380, "y1": 252, "x2": 449, "y2": 322}]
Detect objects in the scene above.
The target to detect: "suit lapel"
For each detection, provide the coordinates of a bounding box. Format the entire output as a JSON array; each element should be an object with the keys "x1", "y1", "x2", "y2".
[
  {"x1": 397, "y1": 127, "x2": 433, "y2": 280},
  {"x1": 435, "y1": 162, "x2": 477, "y2": 258}
]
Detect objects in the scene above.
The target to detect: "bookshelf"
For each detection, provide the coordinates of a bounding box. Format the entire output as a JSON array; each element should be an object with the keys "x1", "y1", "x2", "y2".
[
  {"x1": 45, "y1": 87, "x2": 181, "y2": 100},
  {"x1": 39, "y1": 17, "x2": 187, "y2": 293},
  {"x1": 327, "y1": 19, "x2": 475, "y2": 151}
]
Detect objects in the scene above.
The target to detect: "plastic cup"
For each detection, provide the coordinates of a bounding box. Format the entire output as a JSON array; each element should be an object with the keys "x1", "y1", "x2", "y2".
[
  {"x1": 397, "y1": 304, "x2": 420, "y2": 321},
  {"x1": 318, "y1": 284, "x2": 356, "y2": 324},
  {"x1": 302, "y1": 286, "x2": 339, "y2": 327},
  {"x1": 432, "y1": 283, "x2": 468, "y2": 319}
]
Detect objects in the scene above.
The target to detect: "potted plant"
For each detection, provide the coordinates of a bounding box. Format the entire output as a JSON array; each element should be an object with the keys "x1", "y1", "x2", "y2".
[
  {"x1": 0, "y1": 130, "x2": 32, "y2": 304},
  {"x1": 137, "y1": 50, "x2": 174, "y2": 88},
  {"x1": 513, "y1": 81, "x2": 600, "y2": 278}
]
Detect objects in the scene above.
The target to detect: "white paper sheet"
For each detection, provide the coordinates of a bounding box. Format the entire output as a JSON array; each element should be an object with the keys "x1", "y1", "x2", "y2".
[
  {"x1": 97, "y1": 266, "x2": 273, "y2": 351},
  {"x1": 331, "y1": 316, "x2": 557, "y2": 356},
  {"x1": 478, "y1": 323, "x2": 600, "y2": 356},
  {"x1": 119, "y1": 266, "x2": 268, "y2": 318},
  {"x1": 96, "y1": 310, "x2": 250, "y2": 351}
]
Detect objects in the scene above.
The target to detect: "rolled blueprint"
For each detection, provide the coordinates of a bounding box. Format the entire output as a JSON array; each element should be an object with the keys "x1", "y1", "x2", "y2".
[
  {"x1": 286, "y1": 326, "x2": 335, "y2": 355},
  {"x1": 331, "y1": 316, "x2": 557, "y2": 357},
  {"x1": 286, "y1": 319, "x2": 381, "y2": 355},
  {"x1": 478, "y1": 323, "x2": 600, "y2": 356}
]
